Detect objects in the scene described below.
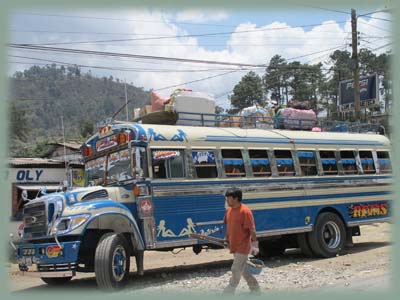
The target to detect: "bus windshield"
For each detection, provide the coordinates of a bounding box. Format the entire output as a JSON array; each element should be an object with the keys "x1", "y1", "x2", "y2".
[
  {"x1": 85, "y1": 156, "x2": 106, "y2": 186},
  {"x1": 107, "y1": 149, "x2": 133, "y2": 184}
]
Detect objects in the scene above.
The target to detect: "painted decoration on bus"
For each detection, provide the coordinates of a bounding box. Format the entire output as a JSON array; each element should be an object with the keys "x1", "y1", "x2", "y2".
[
  {"x1": 148, "y1": 128, "x2": 188, "y2": 142},
  {"x1": 192, "y1": 151, "x2": 215, "y2": 165},
  {"x1": 96, "y1": 134, "x2": 118, "y2": 152},
  {"x1": 153, "y1": 150, "x2": 180, "y2": 160},
  {"x1": 72, "y1": 169, "x2": 85, "y2": 187},
  {"x1": 85, "y1": 157, "x2": 106, "y2": 171},
  {"x1": 156, "y1": 218, "x2": 222, "y2": 238},
  {"x1": 348, "y1": 202, "x2": 388, "y2": 218},
  {"x1": 46, "y1": 245, "x2": 62, "y2": 258}
]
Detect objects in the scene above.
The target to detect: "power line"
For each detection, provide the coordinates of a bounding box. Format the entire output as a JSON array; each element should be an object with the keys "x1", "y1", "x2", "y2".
[
  {"x1": 303, "y1": 5, "x2": 351, "y2": 15},
  {"x1": 358, "y1": 8, "x2": 392, "y2": 17},
  {"x1": 8, "y1": 55, "x2": 247, "y2": 73},
  {"x1": 20, "y1": 21, "x2": 347, "y2": 46},
  {"x1": 8, "y1": 44, "x2": 263, "y2": 67},
  {"x1": 13, "y1": 12, "x2": 238, "y2": 28},
  {"x1": 153, "y1": 70, "x2": 241, "y2": 91},
  {"x1": 358, "y1": 19, "x2": 391, "y2": 33},
  {"x1": 364, "y1": 16, "x2": 392, "y2": 22},
  {"x1": 370, "y1": 42, "x2": 392, "y2": 51},
  {"x1": 8, "y1": 44, "x2": 350, "y2": 68}
]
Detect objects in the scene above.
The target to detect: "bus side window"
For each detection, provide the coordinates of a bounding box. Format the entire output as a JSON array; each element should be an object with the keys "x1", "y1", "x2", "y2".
[
  {"x1": 298, "y1": 151, "x2": 317, "y2": 176},
  {"x1": 340, "y1": 151, "x2": 358, "y2": 175},
  {"x1": 151, "y1": 149, "x2": 185, "y2": 179},
  {"x1": 192, "y1": 150, "x2": 218, "y2": 178},
  {"x1": 274, "y1": 150, "x2": 295, "y2": 176},
  {"x1": 222, "y1": 149, "x2": 246, "y2": 177},
  {"x1": 359, "y1": 151, "x2": 376, "y2": 174},
  {"x1": 377, "y1": 151, "x2": 392, "y2": 174},
  {"x1": 319, "y1": 151, "x2": 338, "y2": 175},
  {"x1": 249, "y1": 150, "x2": 271, "y2": 177}
]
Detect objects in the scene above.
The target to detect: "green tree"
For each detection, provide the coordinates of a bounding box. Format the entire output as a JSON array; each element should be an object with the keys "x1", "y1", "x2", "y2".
[
  {"x1": 230, "y1": 71, "x2": 264, "y2": 110},
  {"x1": 263, "y1": 55, "x2": 289, "y2": 105}
]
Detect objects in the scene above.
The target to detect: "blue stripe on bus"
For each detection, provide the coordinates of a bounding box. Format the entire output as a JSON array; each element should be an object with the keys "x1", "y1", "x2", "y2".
[
  {"x1": 151, "y1": 175, "x2": 391, "y2": 187},
  {"x1": 244, "y1": 191, "x2": 391, "y2": 204},
  {"x1": 152, "y1": 191, "x2": 391, "y2": 207}
]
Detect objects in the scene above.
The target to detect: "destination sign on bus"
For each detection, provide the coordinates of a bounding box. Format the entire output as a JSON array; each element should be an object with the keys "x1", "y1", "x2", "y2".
[{"x1": 96, "y1": 135, "x2": 118, "y2": 152}]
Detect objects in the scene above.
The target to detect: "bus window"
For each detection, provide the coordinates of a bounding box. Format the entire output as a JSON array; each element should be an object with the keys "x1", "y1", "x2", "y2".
[
  {"x1": 107, "y1": 149, "x2": 133, "y2": 183},
  {"x1": 359, "y1": 151, "x2": 376, "y2": 174},
  {"x1": 298, "y1": 151, "x2": 317, "y2": 176},
  {"x1": 222, "y1": 149, "x2": 245, "y2": 177},
  {"x1": 192, "y1": 150, "x2": 218, "y2": 178},
  {"x1": 152, "y1": 150, "x2": 185, "y2": 179},
  {"x1": 340, "y1": 151, "x2": 358, "y2": 174},
  {"x1": 249, "y1": 150, "x2": 271, "y2": 177},
  {"x1": 377, "y1": 151, "x2": 392, "y2": 174},
  {"x1": 319, "y1": 151, "x2": 338, "y2": 175},
  {"x1": 274, "y1": 150, "x2": 295, "y2": 176}
]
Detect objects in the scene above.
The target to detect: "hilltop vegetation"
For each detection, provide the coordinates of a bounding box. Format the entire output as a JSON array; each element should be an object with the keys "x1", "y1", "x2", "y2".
[{"x1": 9, "y1": 65, "x2": 151, "y2": 157}]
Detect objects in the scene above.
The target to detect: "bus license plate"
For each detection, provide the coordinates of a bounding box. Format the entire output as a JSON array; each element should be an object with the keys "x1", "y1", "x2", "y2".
[{"x1": 22, "y1": 248, "x2": 35, "y2": 256}]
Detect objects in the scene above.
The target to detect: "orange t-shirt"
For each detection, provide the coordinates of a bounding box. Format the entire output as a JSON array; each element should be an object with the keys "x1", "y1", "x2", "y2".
[{"x1": 223, "y1": 203, "x2": 256, "y2": 254}]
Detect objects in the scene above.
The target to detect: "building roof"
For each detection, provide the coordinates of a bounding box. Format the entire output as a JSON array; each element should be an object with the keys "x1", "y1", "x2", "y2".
[
  {"x1": 9, "y1": 157, "x2": 83, "y2": 168},
  {"x1": 47, "y1": 141, "x2": 82, "y2": 151}
]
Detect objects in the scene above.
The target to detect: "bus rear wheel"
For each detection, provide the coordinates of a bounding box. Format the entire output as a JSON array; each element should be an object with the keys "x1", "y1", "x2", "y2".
[
  {"x1": 95, "y1": 233, "x2": 131, "y2": 290},
  {"x1": 307, "y1": 212, "x2": 346, "y2": 258}
]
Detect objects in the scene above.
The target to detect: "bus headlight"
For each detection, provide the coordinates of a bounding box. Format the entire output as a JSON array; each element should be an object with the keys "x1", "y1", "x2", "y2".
[{"x1": 52, "y1": 214, "x2": 91, "y2": 235}]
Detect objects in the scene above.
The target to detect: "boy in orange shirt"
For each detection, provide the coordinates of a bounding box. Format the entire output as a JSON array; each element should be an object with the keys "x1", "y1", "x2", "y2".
[{"x1": 223, "y1": 188, "x2": 261, "y2": 294}]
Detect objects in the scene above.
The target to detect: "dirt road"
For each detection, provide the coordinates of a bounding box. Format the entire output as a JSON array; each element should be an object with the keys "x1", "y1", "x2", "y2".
[{"x1": 8, "y1": 223, "x2": 392, "y2": 294}]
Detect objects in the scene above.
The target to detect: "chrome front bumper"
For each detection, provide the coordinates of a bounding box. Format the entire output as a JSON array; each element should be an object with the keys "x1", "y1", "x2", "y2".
[{"x1": 18, "y1": 270, "x2": 75, "y2": 278}]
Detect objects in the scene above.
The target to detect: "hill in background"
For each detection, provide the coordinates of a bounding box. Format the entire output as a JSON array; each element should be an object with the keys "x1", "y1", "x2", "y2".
[{"x1": 9, "y1": 64, "x2": 151, "y2": 157}]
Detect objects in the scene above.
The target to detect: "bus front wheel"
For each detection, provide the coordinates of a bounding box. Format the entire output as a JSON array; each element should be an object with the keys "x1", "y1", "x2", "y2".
[
  {"x1": 95, "y1": 233, "x2": 131, "y2": 290},
  {"x1": 307, "y1": 212, "x2": 346, "y2": 258}
]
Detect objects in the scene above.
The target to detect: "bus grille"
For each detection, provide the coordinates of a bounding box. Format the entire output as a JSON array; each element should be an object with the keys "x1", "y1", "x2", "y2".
[
  {"x1": 81, "y1": 190, "x2": 109, "y2": 201},
  {"x1": 23, "y1": 202, "x2": 47, "y2": 238},
  {"x1": 38, "y1": 262, "x2": 77, "y2": 272}
]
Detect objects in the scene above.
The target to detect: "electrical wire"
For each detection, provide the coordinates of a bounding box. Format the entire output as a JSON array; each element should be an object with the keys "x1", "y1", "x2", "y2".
[
  {"x1": 13, "y1": 12, "x2": 238, "y2": 28},
  {"x1": 18, "y1": 21, "x2": 347, "y2": 46}
]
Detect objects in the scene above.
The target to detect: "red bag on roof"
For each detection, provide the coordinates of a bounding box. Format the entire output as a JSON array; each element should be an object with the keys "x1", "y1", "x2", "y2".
[{"x1": 151, "y1": 92, "x2": 170, "y2": 112}]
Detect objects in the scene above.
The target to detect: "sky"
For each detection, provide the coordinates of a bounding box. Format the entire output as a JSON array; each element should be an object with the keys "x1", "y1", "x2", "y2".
[{"x1": 8, "y1": 6, "x2": 392, "y2": 110}]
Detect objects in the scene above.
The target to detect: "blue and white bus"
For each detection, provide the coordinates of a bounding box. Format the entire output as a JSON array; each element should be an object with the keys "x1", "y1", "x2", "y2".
[{"x1": 14, "y1": 122, "x2": 392, "y2": 289}]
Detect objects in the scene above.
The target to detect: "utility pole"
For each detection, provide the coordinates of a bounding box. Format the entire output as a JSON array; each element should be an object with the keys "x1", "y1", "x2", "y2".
[
  {"x1": 351, "y1": 8, "x2": 361, "y2": 121},
  {"x1": 124, "y1": 79, "x2": 129, "y2": 121}
]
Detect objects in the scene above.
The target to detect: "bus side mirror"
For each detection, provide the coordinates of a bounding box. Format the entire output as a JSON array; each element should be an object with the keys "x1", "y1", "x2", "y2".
[{"x1": 21, "y1": 190, "x2": 29, "y2": 201}]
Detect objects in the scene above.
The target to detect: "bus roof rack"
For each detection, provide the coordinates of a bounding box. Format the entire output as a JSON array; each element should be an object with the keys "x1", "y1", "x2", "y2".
[{"x1": 128, "y1": 111, "x2": 386, "y2": 135}]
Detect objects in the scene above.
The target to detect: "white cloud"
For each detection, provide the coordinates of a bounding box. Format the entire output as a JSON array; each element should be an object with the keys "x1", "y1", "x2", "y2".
[
  {"x1": 9, "y1": 9, "x2": 392, "y2": 111},
  {"x1": 175, "y1": 10, "x2": 229, "y2": 23}
]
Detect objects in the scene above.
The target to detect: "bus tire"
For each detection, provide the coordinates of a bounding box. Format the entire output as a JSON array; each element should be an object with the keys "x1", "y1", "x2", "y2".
[
  {"x1": 95, "y1": 233, "x2": 130, "y2": 290},
  {"x1": 296, "y1": 233, "x2": 314, "y2": 257},
  {"x1": 307, "y1": 212, "x2": 346, "y2": 258},
  {"x1": 41, "y1": 277, "x2": 72, "y2": 285}
]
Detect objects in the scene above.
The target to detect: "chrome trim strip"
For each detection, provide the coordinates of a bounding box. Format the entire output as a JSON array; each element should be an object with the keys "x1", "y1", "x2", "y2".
[
  {"x1": 257, "y1": 226, "x2": 313, "y2": 237},
  {"x1": 347, "y1": 217, "x2": 391, "y2": 227},
  {"x1": 194, "y1": 220, "x2": 224, "y2": 226},
  {"x1": 154, "y1": 239, "x2": 199, "y2": 249}
]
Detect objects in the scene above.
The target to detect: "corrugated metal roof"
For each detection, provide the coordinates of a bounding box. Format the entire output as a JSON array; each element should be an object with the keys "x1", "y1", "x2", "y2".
[{"x1": 9, "y1": 158, "x2": 83, "y2": 167}]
